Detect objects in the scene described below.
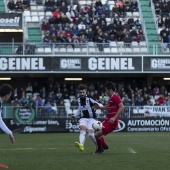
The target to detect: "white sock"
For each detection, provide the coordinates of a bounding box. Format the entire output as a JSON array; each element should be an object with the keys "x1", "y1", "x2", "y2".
[
  {"x1": 79, "y1": 130, "x2": 86, "y2": 146},
  {"x1": 88, "y1": 133, "x2": 98, "y2": 149}
]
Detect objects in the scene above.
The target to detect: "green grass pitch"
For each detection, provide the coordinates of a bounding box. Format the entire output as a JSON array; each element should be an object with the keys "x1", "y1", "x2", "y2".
[{"x1": 0, "y1": 132, "x2": 170, "y2": 170}]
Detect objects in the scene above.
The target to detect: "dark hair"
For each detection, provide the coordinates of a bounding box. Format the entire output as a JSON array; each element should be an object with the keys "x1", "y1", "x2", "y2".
[
  {"x1": 78, "y1": 84, "x2": 87, "y2": 91},
  {"x1": 105, "y1": 82, "x2": 116, "y2": 91},
  {"x1": 0, "y1": 84, "x2": 12, "y2": 97}
]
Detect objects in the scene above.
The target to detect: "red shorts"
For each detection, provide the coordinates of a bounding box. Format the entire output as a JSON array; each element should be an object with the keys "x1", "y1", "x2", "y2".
[{"x1": 102, "y1": 118, "x2": 118, "y2": 136}]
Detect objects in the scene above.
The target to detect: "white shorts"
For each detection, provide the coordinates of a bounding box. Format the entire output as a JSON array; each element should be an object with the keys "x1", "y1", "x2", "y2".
[{"x1": 79, "y1": 118, "x2": 96, "y2": 130}]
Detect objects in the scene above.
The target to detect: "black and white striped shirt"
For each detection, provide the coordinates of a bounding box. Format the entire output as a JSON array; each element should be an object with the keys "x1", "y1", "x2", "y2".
[{"x1": 75, "y1": 95, "x2": 103, "y2": 118}]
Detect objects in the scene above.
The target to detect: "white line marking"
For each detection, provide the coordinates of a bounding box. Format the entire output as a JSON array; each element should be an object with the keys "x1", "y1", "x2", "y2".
[{"x1": 128, "y1": 147, "x2": 136, "y2": 154}]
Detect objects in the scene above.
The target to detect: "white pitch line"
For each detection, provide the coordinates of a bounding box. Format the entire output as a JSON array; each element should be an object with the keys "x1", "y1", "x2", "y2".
[{"x1": 128, "y1": 147, "x2": 136, "y2": 154}]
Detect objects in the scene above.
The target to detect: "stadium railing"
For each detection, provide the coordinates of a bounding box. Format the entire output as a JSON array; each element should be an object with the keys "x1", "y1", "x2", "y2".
[
  {"x1": 2, "y1": 106, "x2": 170, "y2": 119},
  {"x1": 0, "y1": 42, "x2": 168, "y2": 56}
]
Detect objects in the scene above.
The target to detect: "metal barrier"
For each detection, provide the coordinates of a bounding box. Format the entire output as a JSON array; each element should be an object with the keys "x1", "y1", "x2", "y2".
[
  {"x1": 0, "y1": 42, "x2": 168, "y2": 56},
  {"x1": 2, "y1": 105, "x2": 169, "y2": 119}
]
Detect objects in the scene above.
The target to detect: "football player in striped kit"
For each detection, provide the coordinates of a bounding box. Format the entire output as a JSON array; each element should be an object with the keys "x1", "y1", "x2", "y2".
[
  {"x1": 0, "y1": 84, "x2": 15, "y2": 168},
  {"x1": 71, "y1": 84, "x2": 107, "y2": 152}
]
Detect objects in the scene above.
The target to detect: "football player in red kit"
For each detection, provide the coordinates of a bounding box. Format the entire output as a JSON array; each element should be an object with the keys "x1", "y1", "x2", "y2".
[{"x1": 93, "y1": 82, "x2": 124, "y2": 154}]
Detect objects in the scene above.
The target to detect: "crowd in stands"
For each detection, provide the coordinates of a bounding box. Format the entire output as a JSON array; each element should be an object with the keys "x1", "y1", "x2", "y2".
[
  {"x1": 40, "y1": 0, "x2": 144, "y2": 50},
  {"x1": 153, "y1": 0, "x2": 170, "y2": 51},
  {"x1": 7, "y1": 0, "x2": 30, "y2": 11},
  {"x1": 9, "y1": 79, "x2": 170, "y2": 117}
]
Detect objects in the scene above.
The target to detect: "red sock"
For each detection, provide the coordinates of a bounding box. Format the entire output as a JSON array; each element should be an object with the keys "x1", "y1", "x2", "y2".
[
  {"x1": 100, "y1": 137, "x2": 106, "y2": 146},
  {"x1": 97, "y1": 138, "x2": 103, "y2": 149}
]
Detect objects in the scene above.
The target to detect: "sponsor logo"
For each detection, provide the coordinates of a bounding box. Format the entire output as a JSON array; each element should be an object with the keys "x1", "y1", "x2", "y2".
[
  {"x1": 0, "y1": 17, "x2": 20, "y2": 26},
  {"x1": 151, "y1": 59, "x2": 170, "y2": 69},
  {"x1": 114, "y1": 120, "x2": 125, "y2": 132},
  {"x1": 0, "y1": 58, "x2": 45, "y2": 70},
  {"x1": 88, "y1": 58, "x2": 135, "y2": 70},
  {"x1": 60, "y1": 59, "x2": 81, "y2": 69}
]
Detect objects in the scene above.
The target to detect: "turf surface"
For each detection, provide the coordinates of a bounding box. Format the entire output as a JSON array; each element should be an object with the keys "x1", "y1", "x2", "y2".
[{"x1": 0, "y1": 132, "x2": 170, "y2": 170}]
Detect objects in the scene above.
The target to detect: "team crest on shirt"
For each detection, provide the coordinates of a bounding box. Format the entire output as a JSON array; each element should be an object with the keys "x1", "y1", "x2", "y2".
[{"x1": 86, "y1": 99, "x2": 89, "y2": 103}]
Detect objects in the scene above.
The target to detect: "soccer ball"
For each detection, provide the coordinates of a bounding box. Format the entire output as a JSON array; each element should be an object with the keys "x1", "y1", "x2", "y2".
[{"x1": 92, "y1": 121, "x2": 103, "y2": 131}]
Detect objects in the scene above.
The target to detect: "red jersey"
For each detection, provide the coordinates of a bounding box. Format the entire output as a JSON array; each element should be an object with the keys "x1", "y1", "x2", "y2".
[{"x1": 107, "y1": 93, "x2": 122, "y2": 119}]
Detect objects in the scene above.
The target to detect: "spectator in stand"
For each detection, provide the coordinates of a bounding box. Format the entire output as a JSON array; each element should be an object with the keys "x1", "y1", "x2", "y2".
[
  {"x1": 57, "y1": 100, "x2": 66, "y2": 116},
  {"x1": 157, "y1": 16, "x2": 164, "y2": 28},
  {"x1": 62, "y1": 14, "x2": 71, "y2": 24},
  {"x1": 93, "y1": 90, "x2": 100, "y2": 100},
  {"x1": 42, "y1": 32, "x2": 51, "y2": 46},
  {"x1": 49, "y1": 25, "x2": 57, "y2": 36},
  {"x1": 152, "y1": 87, "x2": 161, "y2": 96},
  {"x1": 96, "y1": 6, "x2": 103, "y2": 16},
  {"x1": 19, "y1": 94, "x2": 29, "y2": 107},
  {"x1": 70, "y1": 98, "x2": 78, "y2": 110},
  {"x1": 95, "y1": 0, "x2": 103, "y2": 7},
  {"x1": 127, "y1": 16, "x2": 135, "y2": 29},
  {"x1": 164, "y1": 16, "x2": 170, "y2": 28},
  {"x1": 166, "y1": 96, "x2": 170, "y2": 106},
  {"x1": 22, "y1": 0, "x2": 30, "y2": 10},
  {"x1": 25, "y1": 82, "x2": 33, "y2": 93},
  {"x1": 44, "y1": 0, "x2": 54, "y2": 13},
  {"x1": 39, "y1": 87, "x2": 47, "y2": 101},
  {"x1": 41, "y1": 21, "x2": 50, "y2": 36},
  {"x1": 134, "y1": 17, "x2": 142, "y2": 29},
  {"x1": 96, "y1": 31, "x2": 104, "y2": 51},
  {"x1": 103, "y1": 1, "x2": 110, "y2": 11},
  {"x1": 130, "y1": 0, "x2": 138, "y2": 12},
  {"x1": 40, "y1": 15, "x2": 49, "y2": 25},
  {"x1": 154, "y1": 2, "x2": 161, "y2": 15},
  {"x1": 78, "y1": 21, "x2": 86, "y2": 31},
  {"x1": 59, "y1": 1, "x2": 68, "y2": 14},
  {"x1": 56, "y1": 0, "x2": 68, "y2": 6},
  {"x1": 71, "y1": 25, "x2": 79, "y2": 36},
  {"x1": 157, "y1": 94, "x2": 165, "y2": 105},
  {"x1": 12, "y1": 97, "x2": 20, "y2": 109},
  {"x1": 123, "y1": 34, "x2": 132, "y2": 47},
  {"x1": 81, "y1": 4, "x2": 91, "y2": 16},
  {"x1": 79, "y1": 34, "x2": 87, "y2": 44},
  {"x1": 87, "y1": 27, "x2": 94, "y2": 41},
  {"x1": 50, "y1": 33, "x2": 57, "y2": 44},
  {"x1": 160, "y1": 26, "x2": 167, "y2": 39},
  {"x1": 53, "y1": 8, "x2": 62, "y2": 19},
  {"x1": 28, "y1": 95, "x2": 36, "y2": 108},
  {"x1": 64, "y1": 27, "x2": 72, "y2": 38},
  {"x1": 11, "y1": 88, "x2": 20, "y2": 103},
  {"x1": 107, "y1": 20, "x2": 116, "y2": 32},
  {"x1": 130, "y1": 27, "x2": 138, "y2": 38},
  {"x1": 15, "y1": 0, "x2": 23, "y2": 11},
  {"x1": 48, "y1": 15, "x2": 56, "y2": 25},
  {"x1": 122, "y1": 94, "x2": 131, "y2": 106},
  {"x1": 7, "y1": 0, "x2": 15, "y2": 11},
  {"x1": 161, "y1": 32, "x2": 169, "y2": 51},
  {"x1": 44, "y1": 101, "x2": 53, "y2": 116},
  {"x1": 83, "y1": 14, "x2": 92, "y2": 26}
]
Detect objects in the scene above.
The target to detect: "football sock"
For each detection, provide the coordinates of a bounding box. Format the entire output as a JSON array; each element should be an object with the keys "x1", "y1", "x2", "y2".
[
  {"x1": 97, "y1": 138, "x2": 103, "y2": 150},
  {"x1": 88, "y1": 133, "x2": 98, "y2": 149},
  {"x1": 79, "y1": 130, "x2": 86, "y2": 145},
  {"x1": 100, "y1": 137, "x2": 106, "y2": 146}
]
